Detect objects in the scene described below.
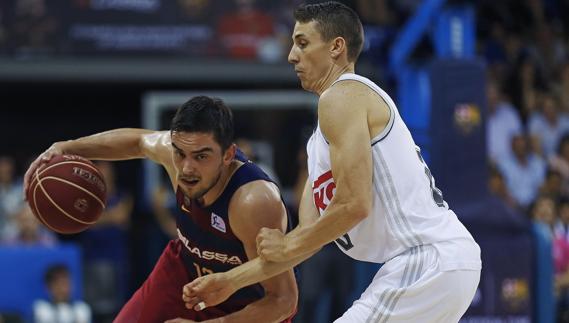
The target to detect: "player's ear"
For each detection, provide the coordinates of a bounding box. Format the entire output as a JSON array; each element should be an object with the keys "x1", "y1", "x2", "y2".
[
  {"x1": 223, "y1": 144, "x2": 236, "y2": 165},
  {"x1": 330, "y1": 37, "x2": 346, "y2": 59}
]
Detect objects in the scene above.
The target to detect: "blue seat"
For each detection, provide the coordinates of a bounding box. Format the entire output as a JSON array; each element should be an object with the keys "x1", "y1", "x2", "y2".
[{"x1": 0, "y1": 244, "x2": 82, "y2": 323}]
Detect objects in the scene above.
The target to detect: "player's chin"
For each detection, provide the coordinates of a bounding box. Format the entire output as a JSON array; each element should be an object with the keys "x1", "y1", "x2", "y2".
[
  {"x1": 183, "y1": 185, "x2": 206, "y2": 199},
  {"x1": 299, "y1": 80, "x2": 313, "y2": 91}
]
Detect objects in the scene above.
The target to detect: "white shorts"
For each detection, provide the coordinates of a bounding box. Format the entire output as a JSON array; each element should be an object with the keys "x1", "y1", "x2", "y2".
[{"x1": 334, "y1": 245, "x2": 480, "y2": 323}]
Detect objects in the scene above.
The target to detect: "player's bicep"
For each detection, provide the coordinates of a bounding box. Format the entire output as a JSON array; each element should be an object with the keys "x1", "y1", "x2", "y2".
[
  {"x1": 229, "y1": 182, "x2": 296, "y2": 295},
  {"x1": 319, "y1": 87, "x2": 373, "y2": 207}
]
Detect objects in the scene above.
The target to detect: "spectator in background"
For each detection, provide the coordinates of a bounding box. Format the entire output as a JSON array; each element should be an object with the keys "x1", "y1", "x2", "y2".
[
  {"x1": 550, "y1": 134, "x2": 569, "y2": 196},
  {"x1": 217, "y1": 0, "x2": 280, "y2": 61},
  {"x1": 151, "y1": 184, "x2": 178, "y2": 240},
  {"x1": 554, "y1": 63, "x2": 569, "y2": 113},
  {"x1": 555, "y1": 199, "x2": 569, "y2": 243},
  {"x1": 0, "y1": 156, "x2": 24, "y2": 241},
  {"x1": 486, "y1": 79, "x2": 523, "y2": 164},
  {"x1": 0, "y1": 5, "x2": 6, "y2": 52},
  {"x1": 549, "y1": 197, "x2": 569, "y2": 322},
  {"x1": 488, "y1": 165, "x2": 517, "y2": 210},
  {"x1": 506, "y1": 55, "x2": 546, "y2": 121},
  {"x1": 235, "y1": 137, "x2": 280, "y2": 186},
  {"x1": 529, "y1": 91, "x2": 569, "y2": 158},
  {"x1": 540, "y1": 169, "x2": 564, "y2": 203},
  {"x1": 79, "y1": 161, "x2": 132, "y2": 322},
  {"x1": 174, "y1": 0, "x2": 216, "y2": 24},
  {"x1": 10, "y1": 0, "x2": 58, "y2": 57},
  {"x1": 33, "y1": 264, "x2": 91, "y2": 323},
  {"x1": 497, "y1": 133, "x2": 546, "y2": 209},
  {"x1": 167, "y1": 0, "x2": 218, "y2": 56},
  {"x1": 1, "y1": 205, "x2": 57, "y2": 246},
  {"x1": 529, "y1": 23, "x2": 567, "y2": 82}
]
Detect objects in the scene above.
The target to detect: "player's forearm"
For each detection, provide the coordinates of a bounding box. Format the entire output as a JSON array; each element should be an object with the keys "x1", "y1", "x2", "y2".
[
  {"x1": 286, "y1": 199, "x2": 368, "y2": 257},
  {"x1": 211, "y1": 293, "x2": 296, "y2": 323},
  {"x1": 228, "y1": 251, "x2": 314, "y2": 291},
  {"x1": 55, "y1": 128, "x2": 154, "y2": 160}
]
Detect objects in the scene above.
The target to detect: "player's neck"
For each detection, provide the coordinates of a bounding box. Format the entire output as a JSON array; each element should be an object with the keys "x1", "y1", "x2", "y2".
[
  {"x1": 314, "y1": 63, "x2": 354, "y2": 96},
  {"x1": 200, "y1": 160, "x2": 242, "y2": 206}
]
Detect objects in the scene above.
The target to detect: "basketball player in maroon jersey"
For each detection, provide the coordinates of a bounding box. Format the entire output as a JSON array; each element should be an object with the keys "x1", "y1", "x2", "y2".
[{"x1": 23, "y1": 96, "x2": 298, "y2": 322}]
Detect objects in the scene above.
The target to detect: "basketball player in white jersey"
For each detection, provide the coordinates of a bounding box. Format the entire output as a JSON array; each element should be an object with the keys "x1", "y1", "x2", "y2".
[{"x1": 182, "y1": 2, "x2": 481, "y2": 322}]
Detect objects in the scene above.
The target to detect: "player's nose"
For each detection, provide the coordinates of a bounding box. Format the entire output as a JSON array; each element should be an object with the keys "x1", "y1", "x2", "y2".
[
  {"x1": 288, "y1": 47, "x2": 299, "y2": 64},
  {"x1": 181, "y1": 159, "x2": 196, "y2": 175}
]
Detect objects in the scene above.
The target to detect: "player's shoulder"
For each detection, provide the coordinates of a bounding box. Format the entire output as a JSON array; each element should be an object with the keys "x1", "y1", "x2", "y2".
[
  {"x1": 228, "y1": 180, "x2": 285, "y2": 235},
  {"x1": 321, "y1": 79, "x2": 376, "y2": 106},
  {"x1": 231, "y1": 179, "x2": 281, "y2": 211}
]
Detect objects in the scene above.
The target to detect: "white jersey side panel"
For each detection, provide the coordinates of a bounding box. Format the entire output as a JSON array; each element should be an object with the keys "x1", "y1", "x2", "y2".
[{"x1": 307, "y1": 73, "x2": 481, "y2": 270}]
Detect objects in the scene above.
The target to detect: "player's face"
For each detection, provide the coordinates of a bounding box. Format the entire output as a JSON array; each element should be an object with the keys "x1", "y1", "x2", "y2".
[
  {"x1": 171, "y1": 131, "x2": 229, "y2": 199},
  {"x1": 288, "y1": 21, "x2": 334, "y2": 92}
]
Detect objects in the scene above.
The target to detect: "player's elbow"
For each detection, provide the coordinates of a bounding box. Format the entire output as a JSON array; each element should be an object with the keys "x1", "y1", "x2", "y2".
[
  {"x1": 271, "y1": 289, "x2": 298, "y2": 320},
  {"x1": 280, "y1": 292, "x2": 299, "y2": 320},
  {"x1": 348, "y1": 198, "x2": 371, "y2": 222}
]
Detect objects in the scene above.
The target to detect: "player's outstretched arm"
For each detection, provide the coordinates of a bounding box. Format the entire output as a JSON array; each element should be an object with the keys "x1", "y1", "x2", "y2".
[
  {"x1": 182, "y1": 179, "x2": 320, "y2": 312},
  {"x1": 23, "y1": 128, "x2": 172, "y2": 198}
]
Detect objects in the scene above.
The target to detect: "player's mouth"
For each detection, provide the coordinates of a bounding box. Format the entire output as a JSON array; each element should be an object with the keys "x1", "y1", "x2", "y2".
[{"x1": 181, "y1": 178, "x2": 200, "y2": 187}]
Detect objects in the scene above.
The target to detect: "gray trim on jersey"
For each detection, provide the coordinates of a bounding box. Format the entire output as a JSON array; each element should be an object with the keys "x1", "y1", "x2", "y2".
[
  {"x1": 330, "y1": 73, "x2": 397, "y2": 147},
  {"x1": 371, "y1": 99, "x2": 396, "y2": 146},
  {"x1": 365, "y1": 246, "x2": 425, "y2": 323},
  {"x1": 372, "y1": 152, "x2": 413, "y2": 249},
  {"x1": 373, "y1": 148, "x2": 423, "y2": 247}
]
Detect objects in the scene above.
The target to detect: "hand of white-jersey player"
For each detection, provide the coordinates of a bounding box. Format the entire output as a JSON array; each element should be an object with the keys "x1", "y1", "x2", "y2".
[
  {"x1": 182, "y1": 272, "x2": 237, "y2": 312},
  {"x1": 256, "y1": 227, "x2": 290, "y2": 262}
]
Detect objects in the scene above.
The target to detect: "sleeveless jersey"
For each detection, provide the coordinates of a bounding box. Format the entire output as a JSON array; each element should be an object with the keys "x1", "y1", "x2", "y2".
[
  {"x1": 175, "y1": 150, "x2": 291, "y2": 317},
  {"x1": 307, "y1": 73, "x2": 481, "y2": 270}
]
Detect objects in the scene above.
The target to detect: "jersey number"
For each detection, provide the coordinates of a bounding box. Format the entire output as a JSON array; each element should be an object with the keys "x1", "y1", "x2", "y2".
[
  {"x1": 336, "y1": 233, "x2": 354, "y2": 251},
  {"x1": 193, "y1": 262, "x2": 214, "y2": 277},
  {"x1": 415, "y1": 148, "x2": 446, "y2": 207}
]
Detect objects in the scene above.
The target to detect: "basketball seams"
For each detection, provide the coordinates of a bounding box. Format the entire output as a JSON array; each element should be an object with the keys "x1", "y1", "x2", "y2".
[
  {"x1": 36, "y1": 176, "x2": 100, "y2": 225},
  {"x1": 41, "y1": 176, "x2": 105, "y2": 208},
  {"x1": 30, "y1": 160, "x2": 105, "y2": 193},
  {"x1": 32, "y1": 181, "x2": 64, "y2": 233}
]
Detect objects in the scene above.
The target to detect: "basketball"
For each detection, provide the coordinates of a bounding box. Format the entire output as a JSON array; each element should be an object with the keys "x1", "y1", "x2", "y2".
[{"x1": 26, "y1": 155, "x2": 107, "y2": 234}]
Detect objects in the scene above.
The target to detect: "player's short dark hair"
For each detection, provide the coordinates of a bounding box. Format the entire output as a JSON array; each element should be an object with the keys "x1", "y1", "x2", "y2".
[
  {"x1": 294, "y1": 1, "x2": 364, "y2": 62},
  {"x1": 44, "y1": 264, "x2": 69, "y2": 285},
  {"x1": 171, "y1": 96, "x2": 234, "y2": 151}
]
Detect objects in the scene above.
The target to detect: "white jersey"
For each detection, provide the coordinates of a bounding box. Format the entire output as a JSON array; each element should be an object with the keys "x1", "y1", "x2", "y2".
[{"x1": 307, "y1": 73, "x2": 481, "y2": 271}]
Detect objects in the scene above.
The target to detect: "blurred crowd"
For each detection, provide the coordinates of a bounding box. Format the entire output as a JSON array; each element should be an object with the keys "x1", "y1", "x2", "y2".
[{"x1": 478, "y1": 0, "x2": 569, "y2": 320}]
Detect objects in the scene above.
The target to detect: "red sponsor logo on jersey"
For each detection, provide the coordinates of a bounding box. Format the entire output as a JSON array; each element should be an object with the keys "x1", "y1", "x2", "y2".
[{"x1": 312, "y1": 170, "x2": 336, "y2": 212}]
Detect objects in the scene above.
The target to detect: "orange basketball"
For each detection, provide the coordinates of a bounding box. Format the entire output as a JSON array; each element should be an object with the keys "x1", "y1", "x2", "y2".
[{"x1": 26, "y1": 155, "x2": 107, "y2": 234}]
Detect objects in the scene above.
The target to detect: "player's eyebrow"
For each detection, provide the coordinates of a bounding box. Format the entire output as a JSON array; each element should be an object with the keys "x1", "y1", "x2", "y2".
[
  {"x1": 293, "y1": 33, "x2": 307, "y2": 41},
  {"x1": 190, "y1": 147, "x2": 214, "y2": 154}
]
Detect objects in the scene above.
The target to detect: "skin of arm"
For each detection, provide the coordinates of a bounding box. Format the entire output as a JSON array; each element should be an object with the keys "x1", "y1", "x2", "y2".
[
  {"x1": 23, "y1": 129, "x2": 178, "y2": 195},
  {"x1": 182, "y1": 178, "x2": 319, "y2": 310},
  {"x1": 258, "y1": 81, "x2": 383, "y2": 261},
  {"x1": 190, "y1": 180, "x2": 298, "y2": 323}
]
